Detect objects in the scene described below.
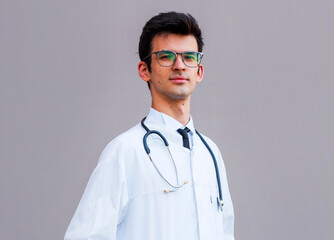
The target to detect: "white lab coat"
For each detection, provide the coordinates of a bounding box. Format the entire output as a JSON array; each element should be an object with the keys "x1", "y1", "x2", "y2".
[{"x1": 65, "y1": 109, "x2": 234, "y2": 240}]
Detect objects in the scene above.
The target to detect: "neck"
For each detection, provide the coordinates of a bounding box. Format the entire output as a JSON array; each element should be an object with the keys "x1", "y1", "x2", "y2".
[{"x1": 151, "y1": 97, "x2": 191, "y2": 126}]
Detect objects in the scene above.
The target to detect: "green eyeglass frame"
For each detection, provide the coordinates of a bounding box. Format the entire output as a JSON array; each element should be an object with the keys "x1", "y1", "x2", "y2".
[{"x1": 143, "y1": 50, "x2": 204, "y2": 68}]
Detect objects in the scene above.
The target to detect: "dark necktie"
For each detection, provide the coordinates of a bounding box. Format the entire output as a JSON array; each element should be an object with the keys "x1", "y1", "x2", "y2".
[{"x1": 177, "y1": 127, "x2": 191, "y2": 149}]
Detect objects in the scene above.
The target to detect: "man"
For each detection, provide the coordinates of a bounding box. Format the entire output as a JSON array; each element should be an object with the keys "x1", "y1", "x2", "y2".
[{"x1": 65, "y1": 12, "x2": 234, "y2": 240}]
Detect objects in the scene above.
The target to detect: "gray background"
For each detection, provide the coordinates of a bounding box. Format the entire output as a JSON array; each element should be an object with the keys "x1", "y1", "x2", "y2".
[{"x1": 1, "y1": 0, "x2": 333, "y2": 239}]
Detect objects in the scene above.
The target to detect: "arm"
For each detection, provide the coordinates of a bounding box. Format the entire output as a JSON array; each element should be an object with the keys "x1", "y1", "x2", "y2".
[
  {"x1": 221, "y1": 161, "x2": 235, "y2": 239},
  {"x1": 64, "y1": 143, "x2": 128, "y2": 240},
  {"x1": 205, "y1": 137, "x2": 234, "y2": 240},
  {"x1": 217, "y1": 149, "x2": 235, "y2": 240}
]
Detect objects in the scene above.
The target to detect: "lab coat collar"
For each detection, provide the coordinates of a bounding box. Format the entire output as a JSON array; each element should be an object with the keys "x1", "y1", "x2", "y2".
[{"x1": 147, "y1": 108, "x2": 195, "y2": 134}]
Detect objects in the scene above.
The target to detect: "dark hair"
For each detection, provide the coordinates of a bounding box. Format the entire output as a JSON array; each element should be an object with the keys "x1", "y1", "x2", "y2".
[{"x1": 139, "y1": 12, "x2": 204, "y2": 72}]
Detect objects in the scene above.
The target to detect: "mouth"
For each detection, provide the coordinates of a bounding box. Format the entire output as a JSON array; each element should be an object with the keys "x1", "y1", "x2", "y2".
[{"x1": 169, "y1": 76, "x2": 188, "y2": 84}]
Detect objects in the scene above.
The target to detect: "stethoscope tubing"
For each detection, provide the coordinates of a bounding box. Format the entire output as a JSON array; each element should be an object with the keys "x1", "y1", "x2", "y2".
[
  {"x1": 195, "y1": 129, "x2": 223, "y2": 208},
  {"x1": 141, "y1": 117, "x2": 224, "y2": 211}
]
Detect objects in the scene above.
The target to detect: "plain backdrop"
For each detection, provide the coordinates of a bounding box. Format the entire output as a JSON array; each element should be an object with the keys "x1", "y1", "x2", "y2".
[{"x1": 1, "y1": 0, "x2": 333, "y2": 239}]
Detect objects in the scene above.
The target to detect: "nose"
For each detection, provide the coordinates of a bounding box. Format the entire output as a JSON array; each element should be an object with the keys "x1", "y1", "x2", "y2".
[{"x1": 172, "y1": 54, "x2": 186, "y2": 71}]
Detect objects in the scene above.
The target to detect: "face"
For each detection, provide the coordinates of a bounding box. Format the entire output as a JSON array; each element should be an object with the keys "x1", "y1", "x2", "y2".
[{"x1": 138, "y1": 34, "x2": 204, "y2": 102}]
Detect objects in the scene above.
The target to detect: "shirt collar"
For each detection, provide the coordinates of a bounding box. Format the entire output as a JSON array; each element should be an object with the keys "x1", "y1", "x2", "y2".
[{"x1": 147, "y1": 108, "x2": 195, "y2": 133}]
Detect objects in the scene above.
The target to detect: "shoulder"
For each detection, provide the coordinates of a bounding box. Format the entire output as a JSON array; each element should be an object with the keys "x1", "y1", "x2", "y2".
[
  {"x1": 195, "y1": 130, "x2": 225, "y2": 160},
  {"x1": 195, "y1": 130, "x2": 220, "y2": 151},
  {"x1": 194, "y1": 131, "x2": 229, "y2": 174},
  {"x1": 98, "y1": 123, "x2": 145, "y2": 163}
]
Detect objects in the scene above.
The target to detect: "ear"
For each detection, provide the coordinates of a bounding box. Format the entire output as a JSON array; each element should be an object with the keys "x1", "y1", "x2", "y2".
[
  {"x1": 196, "y1": 64, "x2": 204, "y2": 83},
  {"x1": 138, "y1": 61, "x2": 151, "y2": 82}
]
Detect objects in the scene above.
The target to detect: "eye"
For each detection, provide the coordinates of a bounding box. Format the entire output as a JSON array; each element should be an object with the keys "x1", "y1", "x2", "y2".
[
  {"x1": 183, "y1": 52, "x2": 198, "y2": 61},
  {"x1": 157, "y1": 51, "x2": 175, "y2": 61}
]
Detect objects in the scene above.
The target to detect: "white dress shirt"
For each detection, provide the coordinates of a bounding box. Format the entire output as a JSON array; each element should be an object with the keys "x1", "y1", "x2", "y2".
[{"x1": 64, "y1": 108, "x2": 234, "y2": 240}]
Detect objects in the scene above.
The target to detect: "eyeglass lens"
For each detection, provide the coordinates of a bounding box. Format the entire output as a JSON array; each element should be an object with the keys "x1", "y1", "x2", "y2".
[{"x1": 156, "y1": 51, "x2": 201, "y2": 67}]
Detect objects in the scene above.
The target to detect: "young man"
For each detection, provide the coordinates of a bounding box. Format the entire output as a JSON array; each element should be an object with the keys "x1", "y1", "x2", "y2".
[{"x1": 65, "y1": 12, "x2": 234, "y2": 240}]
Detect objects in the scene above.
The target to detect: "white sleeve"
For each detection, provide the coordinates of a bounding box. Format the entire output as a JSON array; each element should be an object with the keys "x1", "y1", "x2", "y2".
[
  {"x1": 64, "y1": 144, "x2": 129, "y2": 240},
  {"x1": 220, "y1": 157, "x2": 235, "y2": 240},
  {"x1": 211, "y1": 142, "x2": 235, "y2": 240}
]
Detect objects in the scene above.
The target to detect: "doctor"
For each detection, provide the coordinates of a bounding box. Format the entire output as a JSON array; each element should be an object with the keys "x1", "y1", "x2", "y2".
[{"x1": 65, "y1": 12, "x2": 234, "y2": 240}]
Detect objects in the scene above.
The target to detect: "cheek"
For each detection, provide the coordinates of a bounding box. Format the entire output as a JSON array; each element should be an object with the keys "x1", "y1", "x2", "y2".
[{"x1": 156, "y1": 69, "x2": 166, "y2": 85}]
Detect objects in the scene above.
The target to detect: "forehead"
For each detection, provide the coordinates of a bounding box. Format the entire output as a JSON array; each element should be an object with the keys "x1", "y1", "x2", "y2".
[{"x1": 151, "y1": 33, "x2": 198, "y2": 53}]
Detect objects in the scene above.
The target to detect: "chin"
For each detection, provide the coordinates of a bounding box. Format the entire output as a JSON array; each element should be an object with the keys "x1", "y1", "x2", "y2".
[
  {"x1": 167, "y1": 91, "x2": 189, "y2": 100},
  {"x1": 170, "y1": 95, "x2": 187, "y2": 101}
]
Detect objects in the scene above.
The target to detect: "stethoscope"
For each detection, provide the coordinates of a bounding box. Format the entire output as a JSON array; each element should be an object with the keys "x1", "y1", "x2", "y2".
[{"x1": 141, "y1": 117, "x2": 224, "y2": 211}]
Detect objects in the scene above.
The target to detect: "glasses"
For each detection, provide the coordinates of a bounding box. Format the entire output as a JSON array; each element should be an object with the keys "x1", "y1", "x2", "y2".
[{"x1": 144, "y1": 50, "x2": 204, "y2": 68}]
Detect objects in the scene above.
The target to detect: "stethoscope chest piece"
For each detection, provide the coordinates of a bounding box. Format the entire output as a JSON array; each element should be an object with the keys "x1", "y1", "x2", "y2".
[{"x1": 217, "y1": 198, "x2": 224, "y2": 212}]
